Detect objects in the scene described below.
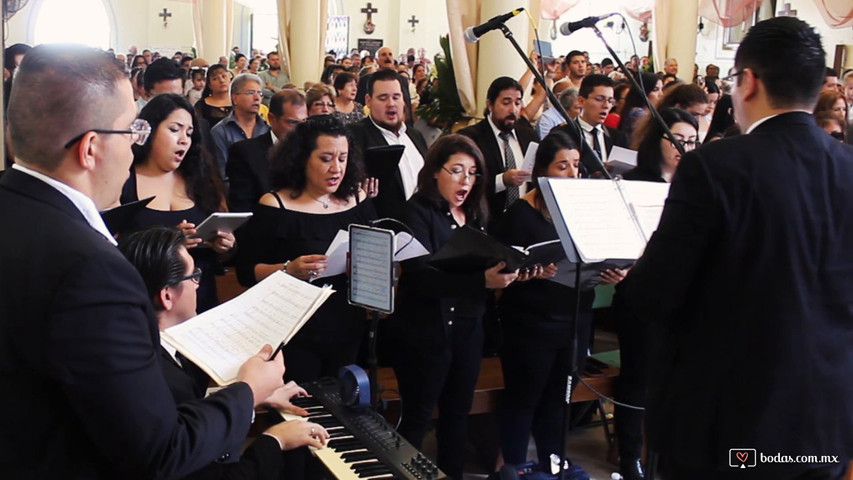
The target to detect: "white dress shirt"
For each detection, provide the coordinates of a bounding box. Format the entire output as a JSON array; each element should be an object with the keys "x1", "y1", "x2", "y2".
[
  {"x1": 578, "y1": 117, "x2": 609, "y2": 163},
  {"x1": 371, "y1": 118, "x2": 425, "y2": 199},
  {"x1": 486, "y1": 115, "x2": 528, "y2": 196}
]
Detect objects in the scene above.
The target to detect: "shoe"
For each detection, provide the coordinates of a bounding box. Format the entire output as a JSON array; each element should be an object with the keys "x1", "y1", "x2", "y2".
[{"x1": 620, "y1": 458, "x2": 645, "y2": 480}]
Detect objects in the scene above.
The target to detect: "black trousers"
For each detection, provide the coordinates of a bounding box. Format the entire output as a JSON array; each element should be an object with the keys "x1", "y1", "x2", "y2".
[
  {"x1": 613, "y1": 293, "x2": 647, "y2": 462},
  {"x1": 392, "y1": 316, "x2": 484, "y2": 480}
]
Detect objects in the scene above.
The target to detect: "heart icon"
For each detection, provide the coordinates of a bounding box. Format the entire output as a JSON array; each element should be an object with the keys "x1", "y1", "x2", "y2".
[{"x1": 736, "y1": 451, "x2": 749, "y2": 464}]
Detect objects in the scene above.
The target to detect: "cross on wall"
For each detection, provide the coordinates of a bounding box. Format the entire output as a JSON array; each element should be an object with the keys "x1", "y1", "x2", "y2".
[
  {"x1": 408, "y1": 15, "x2": 419, "y2": 31},
  {"x1": 159, "y1": 8, "x2": 172, "y2": 27}
]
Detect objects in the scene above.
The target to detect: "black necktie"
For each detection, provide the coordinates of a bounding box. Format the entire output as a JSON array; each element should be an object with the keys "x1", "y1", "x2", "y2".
[
  {"x1": 591, "y1": 126, "x2": 603, "y2": 161},
  {"x1": 500, "y1": 131, "x2": 519, "y2": 207}
]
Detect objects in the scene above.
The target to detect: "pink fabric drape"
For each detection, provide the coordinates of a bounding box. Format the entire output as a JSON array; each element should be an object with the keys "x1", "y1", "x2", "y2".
[
  {"x1": 540, "y1": 0, "x2": 580, "y2": 20},
  {"x1": 698, "y1": 0, "x2": 763, "y2": 27},
  {"x1": 813, "y1": 0, "x2": 853, "y2": 28},
  {"x1": 622, "y1": 0, "x2": 654, "y2": 23}
]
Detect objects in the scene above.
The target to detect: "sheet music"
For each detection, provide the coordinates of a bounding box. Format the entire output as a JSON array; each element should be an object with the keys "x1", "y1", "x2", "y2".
[
  {"x1": 394, "y1": 231, "x2": 429, "y2": 261},
  {"x1": 520, "y1": 141, "x2": 539, "y2": 173},
  {"x1": 619, "y1": 180, "x2": 671, "y2": 241},
  {"x1": 545, "y1": 178, "x2": 647, "y2": 262},
  {"x1": 608, "y1": 146, "x2": 638, "y2": 167},
  {"x1": 350, "y1": 227, "x2": 394, "y2": 312},
  {"x1": 162, "y1": 271, "x2": 334, "y2": 385},
  {"x1": 317, "y1": 230, "x2": 350, "y2": 279}
]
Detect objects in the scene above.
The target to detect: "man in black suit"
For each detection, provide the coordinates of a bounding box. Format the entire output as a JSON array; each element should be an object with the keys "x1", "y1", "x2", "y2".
[
  {"x1": 0, "y1": 44, "x2": 286, "y2": 478},
  {"x1": 119, "y1": 226, "x2": 328, "y2": 480},
  {"x1": 227, "y1": 89, "x2": 307, "y2": 212},
  {"x1": 553, "y1": 74, "x2": 626, "y2": 177},
  {"x1": 349, "y1": 68, "x2": 428, "y2": 220},
  {"x1": 458, "y1": 76, "x2": 539, "y2": 228},
  {"x1": 615, "y1": 17, "x2": 853, "y2": 479}
]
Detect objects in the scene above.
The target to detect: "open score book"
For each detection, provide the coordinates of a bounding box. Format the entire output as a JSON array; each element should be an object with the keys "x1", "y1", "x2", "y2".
[{"x1": 162, "y1": 271, "x2": 334, "y2": 385}]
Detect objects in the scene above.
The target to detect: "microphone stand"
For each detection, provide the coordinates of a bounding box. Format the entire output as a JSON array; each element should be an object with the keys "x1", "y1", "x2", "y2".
[{"x1": 497, "y1": 23, "x2": 612, "y2": 180}]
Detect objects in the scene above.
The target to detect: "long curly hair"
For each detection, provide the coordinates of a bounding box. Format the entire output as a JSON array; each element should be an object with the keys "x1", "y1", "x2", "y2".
[
  {"x1": 268, "y1": 114, "x2": 364, "y2": 200},
  {"x1": 132, "y1": 93, "x2": 225, "y2": 214}
]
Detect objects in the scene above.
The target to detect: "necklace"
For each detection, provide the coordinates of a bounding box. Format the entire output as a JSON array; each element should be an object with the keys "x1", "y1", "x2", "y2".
[{"x1": 309, "y1": 194, "x2": 331, "y2": 209}]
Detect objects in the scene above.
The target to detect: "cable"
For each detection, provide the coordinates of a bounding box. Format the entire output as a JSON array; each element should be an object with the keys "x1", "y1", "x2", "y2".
[
  {"x1": 576, "y1": 375, "x2": 645, "y2": 410},
  {"x1": 370, "y1": 218, "x2": 415, "y2": 256},
  {"x1": 617, "y1": 13, "x2": 645, "y2": 100}
]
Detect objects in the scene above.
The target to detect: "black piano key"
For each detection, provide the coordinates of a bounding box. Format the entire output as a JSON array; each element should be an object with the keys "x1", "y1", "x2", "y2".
[
  {"x1": 342, "y1": 451, "x2": 377, "y2": 463},
  {"x1": 329, "y1": 430, "x2": 351, "y2": 439},
  {"x1": 290, "y1": 396, "x2": 321, "y2": 407},
  {"x1": 313, "y1": 416, "x2": 344, "y2": 428},
  {"x1": 356, "y1": 466, "x2": 393, "y2": 477}
]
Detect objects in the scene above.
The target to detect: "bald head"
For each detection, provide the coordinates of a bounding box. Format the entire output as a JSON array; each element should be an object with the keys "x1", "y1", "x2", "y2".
[{"x1": 8, "y1": 44, "x2": 129, "y2": 170}]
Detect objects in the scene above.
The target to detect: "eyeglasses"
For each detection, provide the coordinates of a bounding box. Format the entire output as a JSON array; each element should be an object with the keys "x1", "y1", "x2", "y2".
[
  {"x1": 722, "y1": 69, "x2": 750, "y2": 83},
  {"x1": 236, "y1": 90, "x2": 261, "y2": 96},
  {"x1": 312, "y1": 102, "x2": 335, "y2": 108},
  {"x1": 442, "y1": 166, "x2": 482, "y2": 183},
  {"x1": 664, "y1": 137, "x2": 698, "y2": 150},
  {"x1": 176, "y1": 267, "x2": 203, "y2": 285},
  {"x1": 588, "y1": 95, "x2": 616, "y2": 105},
  {"x1": 63, "y1": 118, "x2": 151, "y2": 149}
]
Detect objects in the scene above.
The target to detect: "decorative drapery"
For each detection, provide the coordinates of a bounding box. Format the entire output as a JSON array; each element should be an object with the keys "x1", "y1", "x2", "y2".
[
  {"x1": 622, "y1": 0, "x2": 654, "y2": 23},
  {"x1": 540, "y1": 0, "x2": 580, "y2": 20},
  {"x1": 275, "y1": 0, "x2": 292, "y2": 78},
  {"x1": 445, "y1": 0, "x2": 480, "y2": 117},
  {"x1": 813, "y1": 0, "x2": 853, "y2": 28},
  {"x1": 698, "y1": 0, "x2": 763, "y2": 27}
]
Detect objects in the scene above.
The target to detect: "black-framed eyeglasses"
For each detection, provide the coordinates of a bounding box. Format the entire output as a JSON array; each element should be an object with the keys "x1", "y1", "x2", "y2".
[
  {"x1": 664, "y1": 137, "x2": 698, "y2": 150},
  {"x1": 590, "y1": 95, "x2": 616, "y2": 105},
  {"x1": 63, "y1": 118, "x2": 151, "y2": 149},
  {"x1": 176, "y1": 267, "x2": 203, "y2": 285},
  {"x1": 442, "y1": 166, "x2": 482, "y2": 183},
  {"x1": 722, "y1": 69, "x2": 751, "y2": 83}
]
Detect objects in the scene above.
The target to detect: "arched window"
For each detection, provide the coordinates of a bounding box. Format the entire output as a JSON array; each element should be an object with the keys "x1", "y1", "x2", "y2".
[{"x1": 32, "y1": 0, "x2": 112, "y2": 49}]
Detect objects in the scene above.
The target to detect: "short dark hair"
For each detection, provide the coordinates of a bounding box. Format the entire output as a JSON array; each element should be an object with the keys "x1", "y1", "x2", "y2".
[
  {"x1": 366, "y1": 68, "x2": 402, "y2": 96},
  {"x1": 269, "y1": 88, "x2": 305, "y2": 117},
  {"x1": 826, "y1": 67, "x2": 838, "y2": 78},
  {"x1": 268, "y1": 114, "x2": 364, "y2": 200},
  {"x1": 144, "y1": 58, "x2": 184, "y2": 92},
  {"x1": 8, "y1": 44, "x2": 128, "y2": 170},
  {"x1": 133, "y1": 94, "x2": 225, "y2": 214},
  {"x1": 633, "y1": 107, "x2": 698, "y2": 177},
  {"x1": 486, "y1": 76, "x2": 523, "y2": 104},
  {"x1": 657, "y1": 84, "x2": 709, "y2": 110},
  {"x1": 118, "y1": 226, "x2": 187, "y2": 311},
  {"x1": 601, "y1": 58, "x2": 614, "y2": 67},
  {"x1": 333, "y1": 71, "x2": 357, "y2": 92},
  {"x1": 734, "y1": 17, "x2": 825, "y2": 109},
  {"x1": 705, "y1": 78, "x2": 721, "y2": 95},
  {"x1": 579, "y1": 74, "x2": 614, "y2": 98},
  {"x1": 234, "y1": 53, "x2": 246, "y2": 63},
  {"x1": 415, "y1": 134, "x2": 489, "y2": 228}
]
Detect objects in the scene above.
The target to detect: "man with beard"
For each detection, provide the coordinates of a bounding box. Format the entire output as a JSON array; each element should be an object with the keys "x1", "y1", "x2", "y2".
[
  {"x1": 458, "y1": 76, "x2": 539, "y2": 229},
  {"x1": 553, "y1": 74, "x2": 626, "y2": 177},
  {"x1": 348, "y1": 68, "x2": 428, "y2": 220},
  {"x1": 259, "y1": 51, "x2": 291, "y2": 106}
]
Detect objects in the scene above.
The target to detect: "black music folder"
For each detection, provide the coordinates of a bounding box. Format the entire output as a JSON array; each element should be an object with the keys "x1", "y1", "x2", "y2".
[
  {"x1": 428, "y1": 225, "x2": 527, "y2": 273},
  {"x1": 364, "y1": 144, "x2": 405, "y2": 179},
  {"x1": 516, "y1": 239, "x2": 566, "y2": 269},
  {"x1": 100, "y1": 196, "x2": 155, "y2": 235}
]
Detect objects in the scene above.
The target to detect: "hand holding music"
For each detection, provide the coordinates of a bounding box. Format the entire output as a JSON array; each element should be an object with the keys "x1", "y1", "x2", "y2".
[
  {"x1": 284, "y1": 254, "x2": 328, "y2": 281},
  {"x1": 503, "y1": 169, "x2": 532, "y2": 187},
  {"x1": 208, "y1": 230, "x2": 236, "y2": 254},
  {"x1": 237, "y1": 344, "x2": 285, "y2": 407},
  {"x1": 517, "y1": 264, "x2": 543, "y2": 282},
  {"x1": 361, "y1": 177, "x2": 379, "y2": 198},
  {"x1": 599, "y1": 267, "x2": 629, "y2": 285},
  {"x1": 177, "y1": 219, "x2": 203, "y2": 249},
  {"x1": 485, "y1": 261, "x2": 518, "y2": 289},
  {"x1": 265, "y1": 381, "x2": 310, "y2": 416},
  {"x1": 264, "y1": 420, "x2": 329, "y2": 450}
]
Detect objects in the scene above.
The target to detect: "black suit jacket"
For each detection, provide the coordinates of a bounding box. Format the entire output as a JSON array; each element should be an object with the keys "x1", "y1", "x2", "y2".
[
  {"x1": 226, "y1": 133, "x2": 274, "y2": 213},
  {"x1": 0, "y1": 169, "x2": 255, "y2": 479},
  {"x1": 348, "y1": 117, "x2": 428, "y2": 220},
  {"x1": 457, "y1": 118, "x2": 539, "y2": 225},
  {"x1": 552, "y1": 120, "x2": 626, "y2": 177},
  {"x1": 615, "y1": 112, "x2": 853, "y2": 475},
  {"x1": 159, "y1": 348, "x2": 284, "y2": 480}
]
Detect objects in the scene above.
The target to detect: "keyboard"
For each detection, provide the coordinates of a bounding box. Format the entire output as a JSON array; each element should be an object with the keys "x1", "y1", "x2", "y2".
[{"x1": 289, "y1": 377, "x2": 447, "y2": 480}]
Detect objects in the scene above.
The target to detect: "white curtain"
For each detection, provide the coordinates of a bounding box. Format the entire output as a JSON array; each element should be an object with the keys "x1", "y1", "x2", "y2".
[
  {"x1": 192, "y1": 0, "x2": 204, "y2": 59},
  {"x1": 445, "y1": 0, "x2": 480, "y2": 117},
  {"x1": 275, "y1": 0, "x2": 292, "y2": 78}
]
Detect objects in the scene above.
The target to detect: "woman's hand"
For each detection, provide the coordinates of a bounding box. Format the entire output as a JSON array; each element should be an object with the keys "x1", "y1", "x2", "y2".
[
  {"x1": 284, "y1": 254, "x2": 328, "y2": 281},
  {"x1": 599, "y1": 267, "x2": 630, "y2": 285},
  {"x1": 208, "y1": 230, "x2": 235, "y2": 254},
  {"x1": 264, "y1": 381, "x2": 310, "y2": 416},
  {"x1": 516, "y1": 264, "x2": 543, "y2": 282},
  {"x1": 485, "y1": 261, "x2": 518, "y2": 289},
  {"x1": 176, "y1": 220, "x2": 203, "y2": 249},
  {"x1": 361, "y1": 177, "x2": 379, "y2": 199},
  {"x1": 539, "y1": 263, "x2": 558, "y2": 279}
]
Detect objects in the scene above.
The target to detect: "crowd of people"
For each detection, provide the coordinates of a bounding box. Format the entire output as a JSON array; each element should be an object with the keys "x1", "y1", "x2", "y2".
[{"x1": 1, "y1": 15, "x2": 852, "y2": 480}]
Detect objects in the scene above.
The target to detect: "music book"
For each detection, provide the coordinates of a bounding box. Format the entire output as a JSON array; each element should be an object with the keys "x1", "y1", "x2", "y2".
[
  {"x1": 607, "y1": 146, "x2": 638, "y2": 175},
  {"x1": 364, "y1": 145, "x2": 405, "y2": 180},
  {"x1": 539, "y1": 178, "x2": 670, "y2": 262},
  {"x1": 514, "y1": 239, "x2": 566, "y2": 270},
  {"x1": 162, "y1": 271, "x2": 334, "y2": 385},
  {"x1": 428, "y1": 225, "x2": 527, "y2": 273},
  {"x1": 100, "y1": 196, "x2": 155, "y2": 235},
  {"x1": 190, "y1": 212, "x2": 253, "y2": 242}
]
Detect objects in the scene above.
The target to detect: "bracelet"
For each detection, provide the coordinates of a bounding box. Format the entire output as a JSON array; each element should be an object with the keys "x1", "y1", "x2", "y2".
[{"x1": 282, "y1": 260, "x2": 290, "y2": 272}]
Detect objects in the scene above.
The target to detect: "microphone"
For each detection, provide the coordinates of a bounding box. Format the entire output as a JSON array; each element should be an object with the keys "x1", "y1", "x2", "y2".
[
  {"x1": 464, "y1": 8, "x2": 525, "y2": 43},
  {"x1": 559, "y1": 13, "x2": 619, "y2": 35}
]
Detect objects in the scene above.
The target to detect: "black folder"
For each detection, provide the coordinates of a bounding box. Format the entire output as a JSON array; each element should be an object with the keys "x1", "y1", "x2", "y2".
[
  {"x1": 428, "y1": 225, "x2": 527, "y2": 273},
  {"x1": 517, "y1": 239, "x2": 566, "y2": 269},
  {"x1": 364, "y1": 145, "x2": 405, "y2": 180},
  {"x1": 100, "y1": 196, "x2": 155, "y2": 235}
]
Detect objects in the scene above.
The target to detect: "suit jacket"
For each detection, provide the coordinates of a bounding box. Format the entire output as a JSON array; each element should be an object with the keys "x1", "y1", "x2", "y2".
[
  {"x1": 552, "y1": 120, "x2": 626, "y2": 177},
  {"x1": 348, "y1": 117, "x2": 428, "y2": 220},
  {"x1": 0, "y1": 168, "x2": 255, "y2": 479},
  {"x1": 159, "y1": 348, "x2": 284, "y2": 480},
  {"x1": 614, "y1": 112, "x2": 853, "y2": 475},
  {"x1": 457, "y1": 118, "x2": 538, "y2": 226},
  {"x1": 226, "y1": 133, "x2": 274, "y2": 213}
]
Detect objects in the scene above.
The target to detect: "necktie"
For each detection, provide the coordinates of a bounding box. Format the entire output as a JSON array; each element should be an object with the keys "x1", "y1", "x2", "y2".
[
  {"x1": 591, "y1": 126, "x2": 603, "y2": 161},
  {"x1": 500, "y1": 131, "x2": 519, "y2": 207}
]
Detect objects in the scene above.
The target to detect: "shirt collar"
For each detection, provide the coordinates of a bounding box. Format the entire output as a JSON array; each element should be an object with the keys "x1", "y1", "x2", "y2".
[
  {"x1": 270, "y1": 130, "x2": 279, "y2": 144},
  {"x1": 577, "y1": 116, "x2": 600, "y2": 133},
  {"x1": 486, "y1": 115, "x2": 516, "y2": 141},
  {"x1": 12, "y1": 164, "x2": 117, "y2": 245}
]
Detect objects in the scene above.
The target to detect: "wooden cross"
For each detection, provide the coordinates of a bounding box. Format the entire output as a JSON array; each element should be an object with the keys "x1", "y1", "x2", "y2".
[
  {"x1": 777, "y1": 3, "x2": 797, "y2": 17},
  {"x1": 361, "y1": 3, "x2": 378, "y2": 34},
  {"x1": 159, "y1": 8, "x2": 172, "y2": 27},
  {"x1": 408, "y1": 15, "x2": 419, "y2": 31}
]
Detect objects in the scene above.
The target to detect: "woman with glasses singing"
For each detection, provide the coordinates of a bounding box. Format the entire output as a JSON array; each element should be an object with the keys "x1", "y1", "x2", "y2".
[
  {"x1": 121, "y1": 93, "x2": 232, "y2": 313},
  {"x1": 491, "y1": 131, "x2": 595, "y2": 474},
  {"x1": 235, "y1": 114, "x2": 376, "y2": 383},
  {"x1": 624, "y1": 107, "x2": 699, "y2": 183},
  {"x1": 387, "y1": 135, "x2": 518, "y2": 480}
]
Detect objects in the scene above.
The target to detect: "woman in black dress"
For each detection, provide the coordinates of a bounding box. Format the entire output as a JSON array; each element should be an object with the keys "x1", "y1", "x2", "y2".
[
  {"x1": 121, "y1": 93, "x2": 232, "y2": 313},
  {"x1": 492, "y1": 131, "x2": 597, "y2": 469},
  {"x1": 193, "y1": 64, "x2": 233, "y2": 128},
  {"x1": 388, "y1": 134, "x2": 518, "y2": 480},
  {"x1": 235, "y1": 114, "x2": 376, "y2": 383},
  {"x1": 623, "y1": 107, "x2": 699, "y2": 183}
]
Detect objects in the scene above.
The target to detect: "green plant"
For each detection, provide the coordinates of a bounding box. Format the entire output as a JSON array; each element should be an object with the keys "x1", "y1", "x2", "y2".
[{"x1": 416, "y1": 35, "x2": 466, "y2": 129}]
